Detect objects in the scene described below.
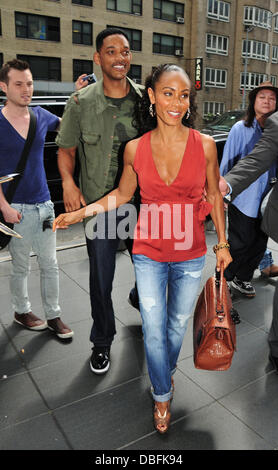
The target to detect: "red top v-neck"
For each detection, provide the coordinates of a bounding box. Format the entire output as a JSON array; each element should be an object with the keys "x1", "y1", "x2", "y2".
[{"x1": 132, "y1": 129, "x2": 212, "y2": 262}]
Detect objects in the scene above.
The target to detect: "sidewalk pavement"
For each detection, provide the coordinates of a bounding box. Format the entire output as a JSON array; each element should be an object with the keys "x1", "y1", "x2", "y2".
[{"x1": 0, "y1": 223, "x2": 278, "y2": 451}]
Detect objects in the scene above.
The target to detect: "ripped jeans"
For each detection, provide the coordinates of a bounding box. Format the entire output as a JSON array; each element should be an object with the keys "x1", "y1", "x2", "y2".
[
  {"x1": 133, "y1": 254, "x2": 205, "y2": 402},
  {"x1": 9, "y1": 201, "x2": 61, "y2": 320}
]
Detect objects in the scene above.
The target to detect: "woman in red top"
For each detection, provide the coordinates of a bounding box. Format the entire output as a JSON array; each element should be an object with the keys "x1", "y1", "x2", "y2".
[{"x1": 54, "y1": 64, "x2": 232, "y2": 434}]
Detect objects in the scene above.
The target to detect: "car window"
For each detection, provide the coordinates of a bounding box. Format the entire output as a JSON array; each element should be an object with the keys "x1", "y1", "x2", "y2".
[{"x1": 209, "y1": 111, "x2": 245, "y2": 132}]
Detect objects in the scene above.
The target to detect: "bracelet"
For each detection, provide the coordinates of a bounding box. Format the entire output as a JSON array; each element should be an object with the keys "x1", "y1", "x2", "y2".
[{"x1": 213, "y1": 242, "x2": 230, "y2": 253}]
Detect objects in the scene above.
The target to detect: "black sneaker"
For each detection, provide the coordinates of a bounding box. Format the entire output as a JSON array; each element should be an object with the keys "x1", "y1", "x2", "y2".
[
  {"x1": 128, "y1": 284, "x2": 140, "y2": 310},
  {"x1": 231, "y1": 277, "x2": 256, "y2": 297},
  {"x1": 90, "y1": 347, "x2": 110, "y2": 375}
]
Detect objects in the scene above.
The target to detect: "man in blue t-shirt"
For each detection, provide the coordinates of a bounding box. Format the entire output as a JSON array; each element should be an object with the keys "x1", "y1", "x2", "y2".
[{"x1": 0, "y1": 59, "x2": 74, "y2": 339}]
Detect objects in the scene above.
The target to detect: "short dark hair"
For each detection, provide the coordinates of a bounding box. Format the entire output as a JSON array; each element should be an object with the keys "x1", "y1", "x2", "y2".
[
  {"x1": 96, "y1": 28, "x2": 130, "y2": 52},
  {"x1": 0, "y1": 58, "x2": 30, "y2": 84}
]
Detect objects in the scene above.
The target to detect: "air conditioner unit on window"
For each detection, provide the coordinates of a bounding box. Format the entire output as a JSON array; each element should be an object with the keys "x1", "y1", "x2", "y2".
[
  {"x1": 176, "y1": 17, "x2": 184, "y2": 23},
  {"x1": 175, "y1": 49, "x2": 184, "y2": 57}
]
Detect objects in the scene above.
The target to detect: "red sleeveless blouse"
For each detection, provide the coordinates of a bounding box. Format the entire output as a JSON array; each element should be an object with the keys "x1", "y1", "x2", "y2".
[{"x1": 132, "y1": 129, "x2": 212, "y2": 262}]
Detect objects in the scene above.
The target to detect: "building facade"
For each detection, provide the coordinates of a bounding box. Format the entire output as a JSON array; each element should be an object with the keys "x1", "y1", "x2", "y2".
[{"x1": 0, "y1": 0, "x2": 278, "y2": 126}]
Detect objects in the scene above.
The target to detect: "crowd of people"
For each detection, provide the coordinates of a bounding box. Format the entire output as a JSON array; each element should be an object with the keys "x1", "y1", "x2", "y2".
[{"x1": 0, "y1": 28, "x2": 277, "y2": 435}]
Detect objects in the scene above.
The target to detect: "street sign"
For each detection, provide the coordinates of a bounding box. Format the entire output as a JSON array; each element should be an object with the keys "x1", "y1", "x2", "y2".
[{"x1": 195, "y1": 58, "x2": 203, "y2": 90}]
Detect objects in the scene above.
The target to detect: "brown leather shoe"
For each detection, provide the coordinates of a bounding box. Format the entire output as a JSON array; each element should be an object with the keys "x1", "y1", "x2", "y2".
[
  {"x1": 47, "y1": 318, "x2": 74, "y2": 339},
  {"x1": 14, "y1": 312, "x2": 47, "y2": 331}
]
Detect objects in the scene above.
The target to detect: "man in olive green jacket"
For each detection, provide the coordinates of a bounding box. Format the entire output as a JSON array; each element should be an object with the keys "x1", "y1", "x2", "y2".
[{"x1": 56, "y1": 28, "x2": 143, "y2": 374}]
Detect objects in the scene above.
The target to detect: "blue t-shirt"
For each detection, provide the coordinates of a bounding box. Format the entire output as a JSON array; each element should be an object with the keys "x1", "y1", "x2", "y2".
[
  {"x1": 0, "y1": 106, "x2": 59, "y2": 204},
  {"x1": 220, "y1": 119, "x2": 276, "y2": 218}
]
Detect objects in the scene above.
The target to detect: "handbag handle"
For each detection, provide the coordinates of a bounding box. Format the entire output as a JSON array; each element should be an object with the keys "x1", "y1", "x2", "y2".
[{"x1": 215, "y1": 264, "x2": 225, "y2": 319}]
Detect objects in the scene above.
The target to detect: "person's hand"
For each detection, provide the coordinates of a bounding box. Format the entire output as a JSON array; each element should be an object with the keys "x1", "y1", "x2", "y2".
[
  {"x1": 219, "y1": 176, "x2": 229, "y2": 198},
  {"x1": 75, "y1": 74, "x2": 89, "y2": 91},
  {"x1": 62, "y1": 181, "x2": 86, "y2": 212},
  {"x1": 53, "y1": 207, "x2": 86, "y2": 231},
  {"x1": 216, "y1": 248, "x2": 232, "y2": 272},
  {"x1": 1, "y1": 205, "x2": 21, "y2": 224}
]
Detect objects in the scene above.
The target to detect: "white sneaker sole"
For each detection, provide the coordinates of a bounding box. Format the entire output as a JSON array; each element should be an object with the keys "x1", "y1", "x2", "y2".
[
  {"x1": 14, "y1": 318, "x2": 48, "y2": 331},
  {"x1": 47, "y1": 325, "x2": 74, "y2": 339},
  {"x1": 231, "y1": 281, "x2": 256, "y2": 297},
  {"x1": 90, "y1": 360, "x2": 110, "y2": 375}
]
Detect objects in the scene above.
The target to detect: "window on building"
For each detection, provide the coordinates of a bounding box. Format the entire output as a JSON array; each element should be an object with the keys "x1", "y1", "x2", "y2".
[
  {"x1": 243, "y1": 6, "x2": 272, "y2": 30},
  {"x1": 153, "y1": 0, "x2": 184, "y2": 22},
  {"x1": 107, "y1": 25, "x2": 141, "y2": 51},
  {"x1": 153, "y1": 33, "x2": 183, "y2": 55},
  {"x1": 206, "y1": 33, "x2": 228, "y2": 55},
  {"x1": 240, "y1": 72, "x2": 268, "y2": 90},
  {"x1": 72, "y1": 0, "x2": 92, "y2": 5},
  {"x1": 205, "y1": 68, "x2": 227, "y2": 87},
  {"x1": 17, "y1": 55, "x2": 61, "y2": 81},
  {"x1": 275, "y1": 16, "x2": 278, "y2": 33},
  {"x1": 73, "y1": 59, "x2": 93, "y2": 81},
  {"x1": 0, "y1": 53, "x2": 3, "y2": 68},
  {"x1": 207, "y1": 0, "x2": 230, "y2": 22},
  {"x1": 203, "y1": 101, "x2": 225, "y2": 117},
  {"x1": 272, "y1": 46, "x2": 278, "y2": 63},
  {"x1": 15, "y1": 12, "x2": 60, "y2": 41},
  {"x1": 270, "y1": 75, "x2": 277, "y2": 86},
  {"x1": 128, "y1": 64, "x2": 142, "y2": 83},
  {"x1": 107, "y1": 0, "x2": 142, "y2": 15},
  {"x1": 242, "y1": 39, "x2": 269, "y2": 62},
  {"x1": 72, "y1": 20, "x2": 92, "y2": 45}
]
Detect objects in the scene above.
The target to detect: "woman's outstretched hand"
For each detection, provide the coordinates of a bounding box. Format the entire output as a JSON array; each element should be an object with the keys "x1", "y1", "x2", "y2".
[{"x1": 53, "y1": 208, "x2": 86, "y2": 231}]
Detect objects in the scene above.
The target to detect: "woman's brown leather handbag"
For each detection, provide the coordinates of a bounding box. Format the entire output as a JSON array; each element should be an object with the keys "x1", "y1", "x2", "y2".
[{"x1": 193, "y1": 266, "x2": 239, "y2": 371}]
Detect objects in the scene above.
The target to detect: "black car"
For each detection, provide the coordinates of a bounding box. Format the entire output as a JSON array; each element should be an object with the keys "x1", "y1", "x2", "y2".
[
  {"x1": 0, "y1": 95, "x2": 79, "y2": 215},
  {"x1": 202, "y1": 110, "x2": 245, "y2": 136},
  {"x1": 201, "y1": 110, "x2": 246, "y2": 165}
]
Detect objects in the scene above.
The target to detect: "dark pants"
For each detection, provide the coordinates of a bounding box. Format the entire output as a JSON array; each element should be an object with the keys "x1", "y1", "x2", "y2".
[
  {"x1": 86, "y1": 206, "x2": 137, "y2": 349},
  {"x1": 269, "y1": 284, "x2": 278, "y2": 356},
  {"x1": 224, "y1": 204, "x2": 268, "y2": 282}
]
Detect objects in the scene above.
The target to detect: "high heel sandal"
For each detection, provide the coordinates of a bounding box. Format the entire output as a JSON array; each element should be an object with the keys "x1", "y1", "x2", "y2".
[{"x1": 153, "y1": 400, "x2": 171, "y2": 434}]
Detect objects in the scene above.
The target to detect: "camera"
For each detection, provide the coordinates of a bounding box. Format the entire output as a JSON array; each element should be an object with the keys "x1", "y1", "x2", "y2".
[{"x1": 82, "y1": 73, "x2": 97, "y2": 85}]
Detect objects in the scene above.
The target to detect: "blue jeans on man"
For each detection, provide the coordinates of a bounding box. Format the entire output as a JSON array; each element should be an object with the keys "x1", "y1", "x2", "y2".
[{"x1": 9, "y1": 201, "x2": 61, "y2": 319}]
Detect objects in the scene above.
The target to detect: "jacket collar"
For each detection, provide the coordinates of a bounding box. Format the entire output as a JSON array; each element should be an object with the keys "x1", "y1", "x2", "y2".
[{"x1": 76, "y1": 76, "x2": 143, "y2": 115}]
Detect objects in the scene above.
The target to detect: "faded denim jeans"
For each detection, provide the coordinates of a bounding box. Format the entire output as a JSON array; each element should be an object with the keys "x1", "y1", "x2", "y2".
[
  {"x1": 133, "y1": 253, "x2": 205, "y2": 403},
  {"x1": 9, "y1": 201, "x2": 61, "y2": 320},
  {"x1": 259, "y1": 248, "x2": 274, "y2": 272}
]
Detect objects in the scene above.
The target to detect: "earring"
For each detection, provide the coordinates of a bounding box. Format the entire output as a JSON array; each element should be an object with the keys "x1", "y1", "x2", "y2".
[
  {"x1": 149, "y1": 103, "x2": 155, "y2": 117},
  {"x1": 185, "y1": 107, "x2": 191, "y2": 119}
]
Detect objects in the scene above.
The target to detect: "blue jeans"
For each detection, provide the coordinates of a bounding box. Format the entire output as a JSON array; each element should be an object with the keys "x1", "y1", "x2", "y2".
[
  {"x1": 133, "y1": 254, "x2": 205, "y2": 402},
  {"x1": 259, "y1": 248, "x2": 274, "y2": 271},
  {"x1": 9, "y1": 201, "x2": 61, "y2": 320}
]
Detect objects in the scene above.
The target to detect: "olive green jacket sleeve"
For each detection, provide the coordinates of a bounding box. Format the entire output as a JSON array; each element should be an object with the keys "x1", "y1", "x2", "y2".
[{"x1": 55, "y1": 78, "x2": 143, "y2": 205}]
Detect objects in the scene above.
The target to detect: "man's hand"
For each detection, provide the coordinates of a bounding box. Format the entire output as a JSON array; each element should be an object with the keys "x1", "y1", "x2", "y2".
[
  {"x1": 62, "y1": 180, "x2": 86, "y2": 212},
  {"x1": 219, "y1": 176, "x2": 229, "y2": 198},
  {"x1": 1, "y1": 204, "x2": 21, "y2": 224}
]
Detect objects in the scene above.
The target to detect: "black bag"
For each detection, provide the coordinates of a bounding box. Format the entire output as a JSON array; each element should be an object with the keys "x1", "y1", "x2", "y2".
[{"x1": 0, "y1": 109, "x2": 37, "y2": 250}]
